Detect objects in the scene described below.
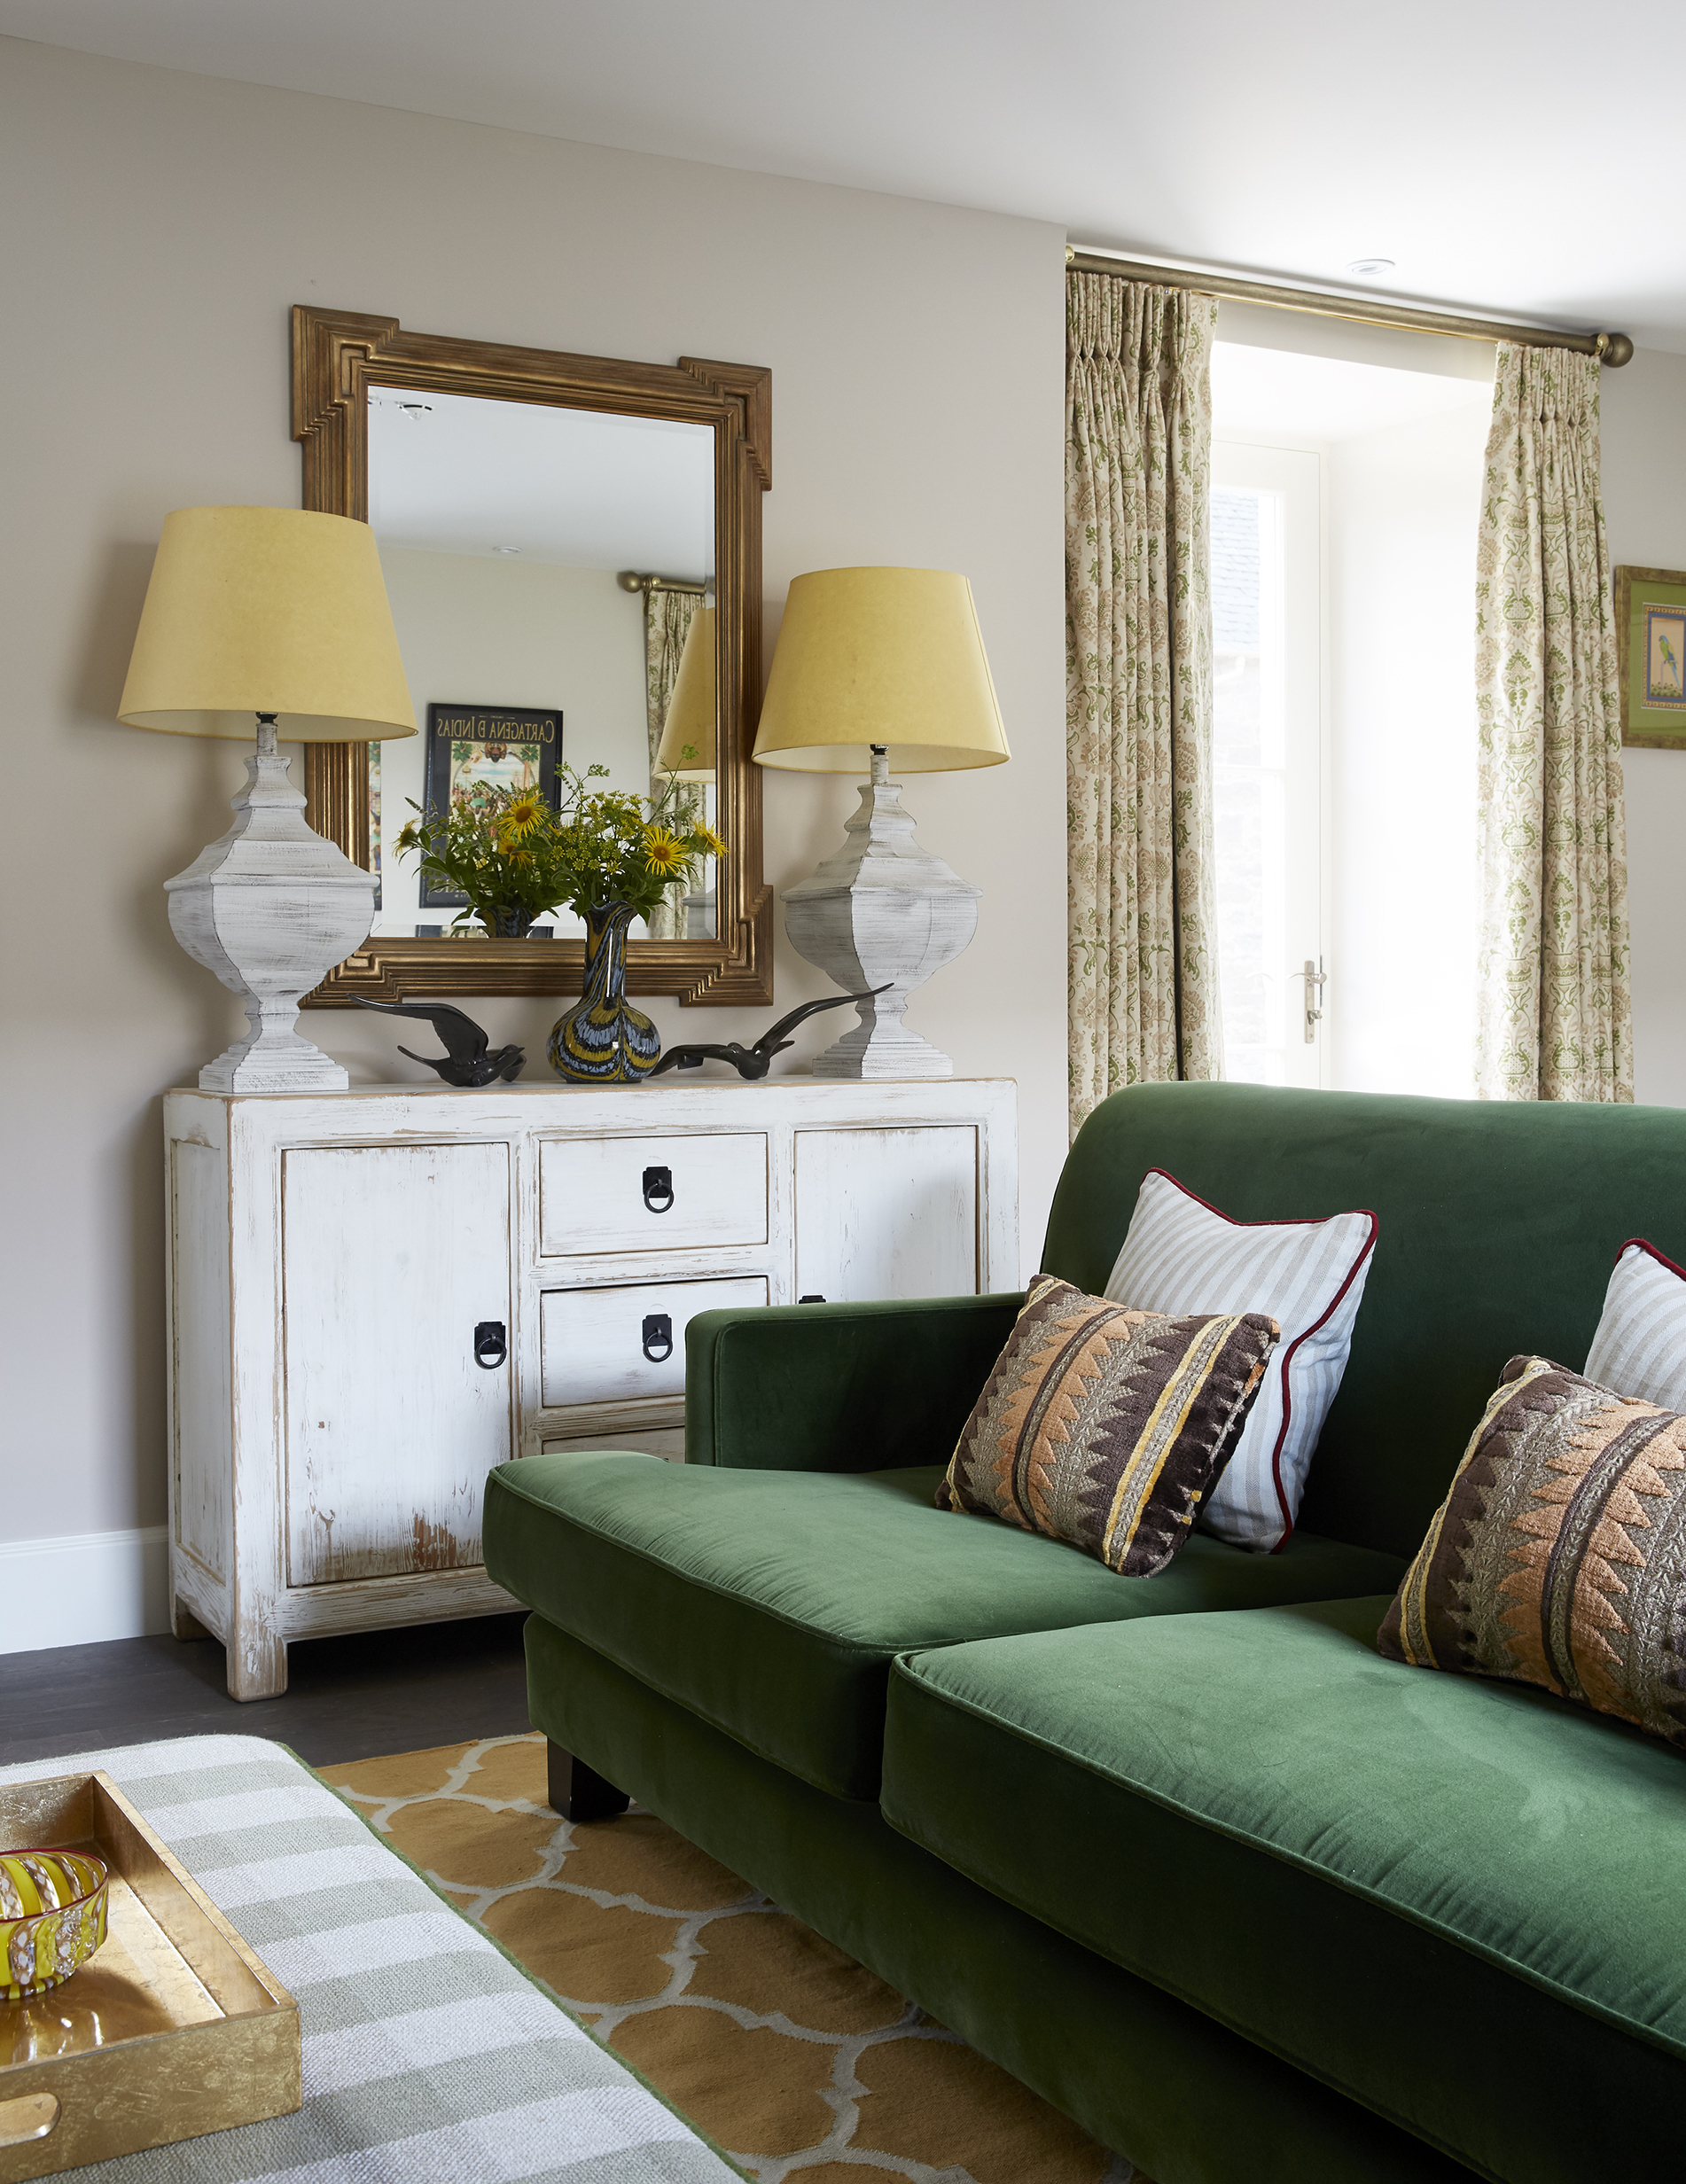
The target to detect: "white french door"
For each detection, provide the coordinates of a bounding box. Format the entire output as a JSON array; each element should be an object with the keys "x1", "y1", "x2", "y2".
[{"x1": 1210, "y1": 441, "x2": 1324, "y2": 1088}]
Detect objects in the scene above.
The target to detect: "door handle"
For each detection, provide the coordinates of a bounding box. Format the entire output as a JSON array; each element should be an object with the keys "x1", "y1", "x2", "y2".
[
  {"x1": 642, "y1": 1165, "x2": 675, "y2": 1213},
  {"x1": 642, "y1": 1313, "x2": 674, "y2": 1363},
  {"x1": 1303, "y1": 957, "x2": 1327, "y2": 1045},
  {"x1": 473, "y1": 1320, "x2": 507, "y2": 1369}
]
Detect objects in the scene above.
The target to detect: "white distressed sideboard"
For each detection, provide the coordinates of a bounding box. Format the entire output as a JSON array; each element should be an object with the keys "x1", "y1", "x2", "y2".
[{"x1": 163, "y1": 1077, "x2": 1019, "y2": 1697}]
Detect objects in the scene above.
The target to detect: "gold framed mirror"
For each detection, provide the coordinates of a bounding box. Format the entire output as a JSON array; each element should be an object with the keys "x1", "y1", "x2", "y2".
[{"x1": 291, "y1": 306, "x2": 772, "y2": 1005}]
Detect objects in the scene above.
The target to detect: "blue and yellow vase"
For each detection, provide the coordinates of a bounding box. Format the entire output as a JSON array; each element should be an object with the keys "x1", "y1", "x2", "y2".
[{"x1": 549, "y1": 900, "x2": 660, "y2": 1083}]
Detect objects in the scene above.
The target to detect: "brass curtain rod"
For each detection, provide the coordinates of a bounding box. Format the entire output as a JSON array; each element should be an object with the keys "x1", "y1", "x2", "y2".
[
  {"x1": 616, "y1": 570, "x2": 708, "y2": 597},
  {"x1": 1065, "y1": 248, "x2": 1635, "y2": 367}
]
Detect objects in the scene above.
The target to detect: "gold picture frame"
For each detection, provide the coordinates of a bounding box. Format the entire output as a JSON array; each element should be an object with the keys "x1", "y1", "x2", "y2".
[
  {"x1": 291, "y1": 306, "x2": 773, "y2": 1006},
  {"x1": 1615, "y1": 566, "x2": 1686, "y2": 748}
]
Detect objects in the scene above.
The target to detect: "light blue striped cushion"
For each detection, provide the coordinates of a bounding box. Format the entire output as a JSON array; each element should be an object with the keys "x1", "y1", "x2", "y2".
[
  {"x1": 1104, "y1": 1167, "x2": 1377, "y2": 1552},
  {"x1": 1584, "y1": 1238, "x2": 1686, "y2": 1410}
]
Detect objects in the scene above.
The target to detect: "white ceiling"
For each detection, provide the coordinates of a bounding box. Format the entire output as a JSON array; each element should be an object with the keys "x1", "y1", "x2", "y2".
[
  {"x1": 5, "y1": 0, "x2": 1682, "y2": 352},
  {"x1": 1212, "y1": 343, "x2": 1494, "y2": 446},
  {"x1": 367, "y1": 388, "x2": 714, "y2": 576}
]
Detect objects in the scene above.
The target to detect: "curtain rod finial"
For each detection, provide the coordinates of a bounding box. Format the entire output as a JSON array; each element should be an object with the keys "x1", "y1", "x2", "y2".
[
  {"x1": 1596, "y1": 332, "x2": 1635, "y2": 367},
  {"x1": 1065, "y1": 244, "x2": 1075, "y2": 265}
]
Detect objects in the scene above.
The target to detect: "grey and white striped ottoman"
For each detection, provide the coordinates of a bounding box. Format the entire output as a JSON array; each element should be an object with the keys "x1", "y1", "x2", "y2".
[{"x1": 0, "y1": 1735, "x2": 741, "y2": 2182}]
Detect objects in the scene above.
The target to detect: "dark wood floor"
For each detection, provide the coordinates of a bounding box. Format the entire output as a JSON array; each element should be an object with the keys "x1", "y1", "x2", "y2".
[{"x1": 0, "y1": 1612, "x2": 534, "y2": 1770}]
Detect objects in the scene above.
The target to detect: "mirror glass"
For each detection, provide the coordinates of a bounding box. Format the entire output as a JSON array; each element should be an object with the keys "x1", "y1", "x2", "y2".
[{"x1": 363, "y1": 386, "x2": 718, "y2": 943}]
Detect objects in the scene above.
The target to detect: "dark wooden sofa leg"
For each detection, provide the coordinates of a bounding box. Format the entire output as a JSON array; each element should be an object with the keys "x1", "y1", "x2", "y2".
[{"x1": 546, "y1": 1740, "x2": 631, "y2": 1822}]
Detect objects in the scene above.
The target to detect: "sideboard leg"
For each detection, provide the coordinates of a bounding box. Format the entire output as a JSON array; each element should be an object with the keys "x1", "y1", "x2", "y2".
[
  {"x1": 547, "y1": 1741, "x2": 630, "y2": 1822},
  {"x1": 172, "y1": 1596, "x2": 210, "y2": 1642},
  {"x1": 227, "y1": 1631, "x2": 288, "y2": 1701}
]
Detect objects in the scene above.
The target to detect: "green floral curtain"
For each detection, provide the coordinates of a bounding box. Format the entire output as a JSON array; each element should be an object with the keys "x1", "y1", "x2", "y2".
[
  {"x1": 644, "y1": 588, "x2": 706, "y2": 940},
  {"x1": 1474, "y1": 344, "x2": 1631, "y2": 1101},
  {"x1": 1065, "y1": 270, "x2": 1221, "y2": 1137}
]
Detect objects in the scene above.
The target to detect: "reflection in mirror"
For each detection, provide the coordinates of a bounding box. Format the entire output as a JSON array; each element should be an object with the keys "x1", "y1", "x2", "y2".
[{"x1": 363, "y1": 386, "x2": 716, "y2": 941}]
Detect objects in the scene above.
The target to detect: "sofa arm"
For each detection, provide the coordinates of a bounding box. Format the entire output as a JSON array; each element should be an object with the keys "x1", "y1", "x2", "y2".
[{"x1": 685, "y1": 1291, "x2": 1024, "y2": 1472}]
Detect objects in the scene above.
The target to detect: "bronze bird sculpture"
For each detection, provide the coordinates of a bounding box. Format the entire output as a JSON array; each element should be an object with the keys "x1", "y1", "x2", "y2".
[
  {"x1": 648, "y1": 987, "x2": 891, "y2": 1080},
  {"x1": 349, "y1": 995, "x2": 526, "y2": 1087}
]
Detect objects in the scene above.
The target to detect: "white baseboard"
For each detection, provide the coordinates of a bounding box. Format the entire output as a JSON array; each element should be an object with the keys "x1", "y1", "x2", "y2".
[{"x1": 0, "y1": 1526, "x2": 172, "y2": 1655}]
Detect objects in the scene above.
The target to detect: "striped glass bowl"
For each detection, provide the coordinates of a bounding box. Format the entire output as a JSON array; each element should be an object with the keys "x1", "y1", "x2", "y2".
[{"x1": 0, "y1": 1845, "x2": 109, "y2": 2000}]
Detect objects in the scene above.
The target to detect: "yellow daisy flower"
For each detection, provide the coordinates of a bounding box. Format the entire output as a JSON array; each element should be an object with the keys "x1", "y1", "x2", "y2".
[
  {"x1": 499, "y1": 792, "x2": 547, "y2": 840},
  {"x1": 692, "y1": 823, "x2": 727, "y2": 860},
  {"x1": 643, "y1": 829, "x2": 687, "y2": 878}
]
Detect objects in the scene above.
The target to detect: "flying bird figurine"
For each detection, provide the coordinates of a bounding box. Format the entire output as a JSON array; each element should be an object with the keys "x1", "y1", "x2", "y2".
[
  {"x1": 649, "y1": 987, "x2": 892, "y2": 1080},
  {"x1": 349, "y1": 995, "x2": 526, "y2": 1087}
]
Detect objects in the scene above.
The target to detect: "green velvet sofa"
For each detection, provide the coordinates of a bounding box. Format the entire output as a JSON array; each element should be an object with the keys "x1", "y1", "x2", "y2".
[{"x1": 483, "y1": 1083, "x2": 1686, "y2": 2184}]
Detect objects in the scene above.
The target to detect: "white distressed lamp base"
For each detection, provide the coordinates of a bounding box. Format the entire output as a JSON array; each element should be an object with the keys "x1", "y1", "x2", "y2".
[
  {"x1": 782, "y1": 750, "x2": 980, "y2": 1080},
  {"x1": 166, "y1": 721, "x2": 373, "y2": 1095}
]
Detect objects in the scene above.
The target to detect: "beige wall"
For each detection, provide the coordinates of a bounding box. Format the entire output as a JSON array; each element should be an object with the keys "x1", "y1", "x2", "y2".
[
  {"x1": 1600, "y1": 347, "x2": 1686, "y2": 1108},
  {"x1": 0, "y1": 37, "x2": 1066, "y2": 1551}
]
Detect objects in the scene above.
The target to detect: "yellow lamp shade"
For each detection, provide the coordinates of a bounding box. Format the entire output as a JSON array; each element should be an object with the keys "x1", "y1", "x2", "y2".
[
  {"x1": 753, "y1": 566, "x2": 1009, "y2": 773},
  {"x1": 655, "y1": 606, "x2": 716, "y2": 780},
  {"x1": 118, "y1": 505, "x2": 417, "y2": 741}
]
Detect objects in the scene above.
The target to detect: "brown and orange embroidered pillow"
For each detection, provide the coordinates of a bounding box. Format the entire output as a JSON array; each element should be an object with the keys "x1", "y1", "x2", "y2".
[
  {"x1": 935, "y1": 1275, "x2": 1280, "y2": 1577},
  {"x1": 1379, "y1": 1355, "x2": 1686, "y2": 1746}
]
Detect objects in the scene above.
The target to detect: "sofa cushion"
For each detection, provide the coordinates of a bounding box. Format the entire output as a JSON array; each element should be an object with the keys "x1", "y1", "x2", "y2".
[
  {"x1": 482, "y1": 1453, "x2": 1406, "y2": 1801},
  {"x1": 1584, "y1": 1236, "x2": 1686, "y2": 1410},
  {"x1": 935, "y1": 1275, "x2": 1279, "y2": 1576},
  {"x1": 1380, "y1": 1353, "x2": 1686, "y2": 1746},
  {"x1": 1104, "y1": 1165, "x2": 1377, "y2": 1551},
  {"x1": 881, "y1": 1595, "x2": 1686, "y2": 2181}
]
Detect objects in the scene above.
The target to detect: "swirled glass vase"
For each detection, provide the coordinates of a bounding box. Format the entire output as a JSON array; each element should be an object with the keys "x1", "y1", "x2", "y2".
[{"x1": 548, "y1": 900, "x2": 660, "y2": 1082}]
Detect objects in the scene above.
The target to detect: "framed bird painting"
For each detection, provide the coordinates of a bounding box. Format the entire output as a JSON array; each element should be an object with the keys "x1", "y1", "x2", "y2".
[{"x1": 1615, "y1": 567, "x2": 1686, "y2": 747}]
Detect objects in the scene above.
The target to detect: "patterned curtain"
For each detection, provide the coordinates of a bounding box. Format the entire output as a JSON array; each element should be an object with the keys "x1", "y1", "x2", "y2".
[
  {"x1": 1474, "y1": 345, "x2": 1632, "y2": 1101},
  {"x1": 644, "y1": 588, "x2": 706, "y2": 940},
  {"x1": 1065, "y1": 270, "x2": 1221, "y2": 1137}
]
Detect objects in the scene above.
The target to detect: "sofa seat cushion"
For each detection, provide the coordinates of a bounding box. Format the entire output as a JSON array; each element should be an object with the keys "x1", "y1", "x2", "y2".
[
  {"x1": 482, "y1": 1454, "x2": 1406, "y2": 1802},
  {"x1": 882, "y1": 1596, "x2": 1686, "y2": 2181}
]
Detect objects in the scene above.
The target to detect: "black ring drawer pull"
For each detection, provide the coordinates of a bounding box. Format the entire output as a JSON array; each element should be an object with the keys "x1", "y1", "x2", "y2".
[
  {"x1": 643, "y1": 1165, "x2": 675, "y2": 1213},
  {"x1": 642, "y1": 1313, "x2": 674, "y2": 1363},
  {"x1": 473, "y1": 1320, "x2": 507, "y2": 1369}
]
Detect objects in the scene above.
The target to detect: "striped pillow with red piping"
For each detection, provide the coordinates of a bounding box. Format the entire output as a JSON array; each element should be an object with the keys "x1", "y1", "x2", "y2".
[
  {"x1": 1584, "y1": 1238, "x2": 1686, "y2": 1411},
  {"x1": 1103, "y1": 1168, "x2": 1378, "y2": 1553}
]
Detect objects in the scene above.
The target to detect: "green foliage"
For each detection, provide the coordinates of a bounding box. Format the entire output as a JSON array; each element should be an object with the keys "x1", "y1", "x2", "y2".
[{"x1": 394, "y1": 764, "x2": 725, "y2": 932}]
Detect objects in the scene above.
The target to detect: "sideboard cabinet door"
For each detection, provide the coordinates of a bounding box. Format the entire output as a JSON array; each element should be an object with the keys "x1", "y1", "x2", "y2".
[
  {"x1": 793, "y1": 1125, "x2": 980, "y2": 1303},
  {"x1": 282, "y1": 1143, "x2": 512, "y2": 1586}
]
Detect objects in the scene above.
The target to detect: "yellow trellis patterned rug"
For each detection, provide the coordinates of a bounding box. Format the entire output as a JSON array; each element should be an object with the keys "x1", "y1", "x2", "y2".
[{"x1": 321, "y1": 1732, "x2": 1137, "y2": 2184}]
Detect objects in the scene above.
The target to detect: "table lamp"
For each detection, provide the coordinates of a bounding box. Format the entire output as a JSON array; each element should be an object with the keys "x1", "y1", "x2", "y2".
[
  {"x1": 119, "y1": 505, "x2": 417, "y2": 1092},
  {"x1": 753, "y1": 567, "x2": 1009, "y2": 1078},
  {"x1": 654, "y1": 605, "x2": 715, "y2": 781}
]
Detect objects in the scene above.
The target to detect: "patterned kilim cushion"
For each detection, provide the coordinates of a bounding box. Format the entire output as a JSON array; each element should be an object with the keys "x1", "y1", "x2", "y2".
[
  {"x1": 935, "y1": 1275, "x2": 1279, "y2": 1577},
  {"x1": 1379, "y1": 1355, "x2": 1686, "y2": 1745}
]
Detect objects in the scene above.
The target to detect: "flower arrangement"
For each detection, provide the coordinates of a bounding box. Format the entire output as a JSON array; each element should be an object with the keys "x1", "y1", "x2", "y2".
[{"x1": 394, "y1": 764, "x2": 725, "y2": 936}]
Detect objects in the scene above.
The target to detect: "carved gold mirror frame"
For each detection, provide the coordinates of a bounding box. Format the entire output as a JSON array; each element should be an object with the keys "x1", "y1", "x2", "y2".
[{"x1": 292, "y1": 306, "x2": 773, "y2": 1006}]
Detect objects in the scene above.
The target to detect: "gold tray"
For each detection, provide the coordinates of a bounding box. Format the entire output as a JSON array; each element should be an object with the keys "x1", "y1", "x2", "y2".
[{"x1": 0, "y1": 1772, "x2": 301, "y2": 2179}]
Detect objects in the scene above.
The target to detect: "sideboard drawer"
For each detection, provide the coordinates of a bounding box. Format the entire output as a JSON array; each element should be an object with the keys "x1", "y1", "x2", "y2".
[
  {"x1": 540, "y1": 1275, "x2": 769, "y2": 1406},
  {"x1": 539, "y1": 1132, "x2": 769, "y2": 1255}
]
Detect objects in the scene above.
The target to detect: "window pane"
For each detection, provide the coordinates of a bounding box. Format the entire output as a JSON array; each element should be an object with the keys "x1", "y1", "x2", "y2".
[{"x1": 1212, "y1": 486, "x2": 1289, "y2": 1084}]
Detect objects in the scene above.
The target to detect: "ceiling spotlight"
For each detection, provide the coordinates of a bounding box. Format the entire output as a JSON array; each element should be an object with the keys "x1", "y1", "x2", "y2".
[
  {"x1": 492, "y1": 545, "x2": 520, "y2": 556},
  {"x1": 1346, "y1": 257, "x2": 1395, "y2": 278}
]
